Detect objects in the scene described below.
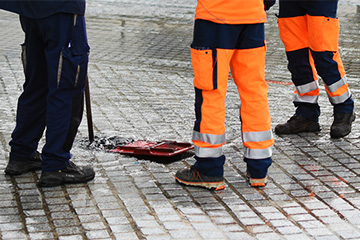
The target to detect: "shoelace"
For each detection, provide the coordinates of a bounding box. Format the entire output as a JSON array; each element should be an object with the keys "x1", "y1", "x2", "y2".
[{"x1": 192, "y1": 169, "x2": 202, "y2": 180}]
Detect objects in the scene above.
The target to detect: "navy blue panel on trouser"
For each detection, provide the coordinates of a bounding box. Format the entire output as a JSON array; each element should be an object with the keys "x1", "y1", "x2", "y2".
[
  {"x1": 191, "y1": 20, "x2": 271, "y2": 177},
  {"x1": 9, "y1": 13, "x2": 89, "y2": 172},
  {"x1": 286, "y1": 48, "x2": 321, "y2": 121},
  {"x1": 278, "y1": 0, "x2": 338, "y2": 18},
  {"x1": 244, "y1": 157, "x2": 272, "y2": 179},
  {"x1": 278, "y1": 0, "x2": 353, "y2": 120}
]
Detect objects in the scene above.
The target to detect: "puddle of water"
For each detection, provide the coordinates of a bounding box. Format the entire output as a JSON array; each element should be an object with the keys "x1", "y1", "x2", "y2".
[{"x1": 76, "y1": 135, "x2": 194, "y2": 164}]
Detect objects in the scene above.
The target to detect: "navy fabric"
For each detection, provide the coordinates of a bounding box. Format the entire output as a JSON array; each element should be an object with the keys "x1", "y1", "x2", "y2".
[
  {"x1": 295, "y1": 103, "x2": 321, "y2": 122},
  {"x1": 278, "y1": 0, "x2": 338, "y2": 18},
  {"x1": 264, "y1": 0, "x2": 276, "y2": 11},
  {"x1": 194, "y1": 155, "x2": 226, "y2": 177},
  {"x1": 0, "y1": 0, "x2": 85, "y2": 19},
  {"x1": 333, "y1": 98, "x2": 354, "y2": 114},
  {"x1": 286, "y1": 48, "x2": 316, "y2": 86},
  {"x1": 9, "y1": 13, "x2": 89, "y2": 172},
  {"x1": 310, "y1": 50, "x2": 354, "y2": 113},
  {"x1": 193, "y1": 88, "x2": 203, "y2": 132},
  {"x1": 212, "y1": 48, "x2": 218, "y2": 89},
  {"x1": 244, "y1": 157, "x2": 272, "y2": 179},
  {"x1": 191, "y1": 19, "x2": 265, "y2": 50}
]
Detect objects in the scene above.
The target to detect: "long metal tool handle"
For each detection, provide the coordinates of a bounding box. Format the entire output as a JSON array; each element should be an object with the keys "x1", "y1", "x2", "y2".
[{"x1": 85, "y1": 75, "x2": 94, "y2": 143}]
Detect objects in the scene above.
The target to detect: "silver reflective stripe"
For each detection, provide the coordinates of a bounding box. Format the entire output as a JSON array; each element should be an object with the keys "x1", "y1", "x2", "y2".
[
  {"x1": 296, "y1": 81, "x2": 319, "y2": 94},
  {"x1": 325, "y1": 76, "x2": 351, "y2": 104},
  {"x1": 326, "y1": 76, "x2": 347, "y2": 93},
  {"x1": 328, "y1": 90, "x2": 351, "y2": 104},
  {"x1": 244, "y1": 146, "x2": 272, "y2": 159},
  {"x1": 57, "y1": 52, "x2": 63, "y2": 88},
  {"x1": 195, "y1": 146, "x2": 222, "y2": 158},
  {"x1": 242, "y1": 130, "x2": 273, "y2": 143},
  {"x1": 192, "y1": 131, "x2": 226, "y2": 145},
  {"x1": 293, "y1": 93, "x2": 318, "y2": 104}
]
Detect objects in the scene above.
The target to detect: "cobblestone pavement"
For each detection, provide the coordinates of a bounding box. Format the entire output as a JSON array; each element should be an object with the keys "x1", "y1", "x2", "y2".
[{"x1": 0, "y1": 1, "x2": 360, "y2": 239}]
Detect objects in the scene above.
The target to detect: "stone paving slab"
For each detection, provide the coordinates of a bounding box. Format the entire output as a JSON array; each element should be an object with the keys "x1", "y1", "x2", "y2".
[{"x1": 0, "y1": 1, "x2": 360, "y2": 239}]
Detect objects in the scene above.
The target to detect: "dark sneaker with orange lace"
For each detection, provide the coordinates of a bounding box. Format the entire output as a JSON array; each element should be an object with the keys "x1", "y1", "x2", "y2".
[
  {"x1": 247, "y1": 172, "x2": 267, "y2": 188},
  {"x1": 5, "y1": 151, "x2": 42, "y2": 176},
  {"x1": 37, "y1": 161, "x2": 95, "y2": 187},
  {"x1": 175, "y1": 166, "x2": 225, "y2": 191}
]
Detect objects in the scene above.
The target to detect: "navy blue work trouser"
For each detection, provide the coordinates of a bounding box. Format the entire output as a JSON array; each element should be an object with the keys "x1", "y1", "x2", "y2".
[{"x1": 9, "y1": 13, "x2": 90, "y2": 172}]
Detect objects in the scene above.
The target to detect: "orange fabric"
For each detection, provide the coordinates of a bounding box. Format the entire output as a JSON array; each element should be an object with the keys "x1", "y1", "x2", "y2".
[
  {"x1": 294, "y1": 88, "x2": 320, "y2": 97},
  {"x1": 325, "y1": 82, "x2": 349, "y2": 98},
  {"x1": 332, "y1": 51, "x2": 346, "y2": 79},
  {"x1": 192, "y1": 141, "x2": 224, "y2": 148},
  {"x1": 195, "y1": 0, "x2": 266, "y2": 24},
  {"x1": 191, "y1": 48, "x2": 216, "y2": 90},
  {"x1": 230, "y1": 46, "x2": 272, "y2": 133},
  {"x1": 194, "y1": 46, "x2": 272, "y2": 151},
  {"x1": 308, "y1": 16, "x2": 339, "y2": 52},
  {"x1": 278, "y1": 15, "x2": 340, "y2": 52},
  {"x1": 278, "y1": 16, "x2": 308, "y2": 52},
  {"x1": 198, "y1": 49, "x2": 232, "y2": 135},
  {"x1": 243, "y1": 139, "x2": 274, "y2": 150}
]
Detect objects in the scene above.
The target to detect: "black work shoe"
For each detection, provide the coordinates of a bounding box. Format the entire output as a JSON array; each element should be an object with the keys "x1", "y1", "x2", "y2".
[
  {"x1": 330, "y1": 112, "x2": 355, "y2": 139},
  {"x1": 175, "y1": 166, "x2": 225, "y2": 191},
  {"x1": 5, "y1": 151, "x2": 42, "y2": 176},
  {"x1": 37, "y1": 161, "x2": 95, "y2": 187},
  {"x1": 275, "y1": 115, "x2": 321, "y2": 135}
]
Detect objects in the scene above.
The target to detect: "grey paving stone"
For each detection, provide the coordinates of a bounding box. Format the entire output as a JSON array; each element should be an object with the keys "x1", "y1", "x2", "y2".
[{"x1": 1, "y1": 0, "x2": 360, "y2": 239}]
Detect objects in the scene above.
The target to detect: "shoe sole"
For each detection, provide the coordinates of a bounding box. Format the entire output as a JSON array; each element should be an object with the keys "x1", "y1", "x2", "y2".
[
  {"x1": 5, "y1": 165, "x2": 42, "y2": 176},
  {"x1": 247, "y1": 175, "x2": 267, "y2": 188},
  {"x1": 175, "y1": 176, "x2": 225, "y2": 191},
  {"x1": 275, "y1": 124, "x2": 321, "y2": 135},
  {"x1": 37, "y1": 173, "x2": 95, "y2": 187}
]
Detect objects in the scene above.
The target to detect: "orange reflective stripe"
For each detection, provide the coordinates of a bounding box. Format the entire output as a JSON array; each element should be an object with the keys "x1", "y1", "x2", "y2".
[
  {"x1": 243, "y1": 139, "x2": 274, "y2": 150},
  {"x1": 278, "y1": 16, "x2": 308, "y2": 52},
  {"x1": 325, "y1": 82, "x2": 349, "y2": 98},
  {"x1": 192, "y1": 140, "x2": 224, "y2": 149},
  {"x1": 294, "y1": 88, "x2": 320, "y2": 97},
  {"x1": 308, "y1": 16, "x2": 339, "y2": 52},
  {"x1": 195, "y1": 0, "x2": 266, "y2": 24}
]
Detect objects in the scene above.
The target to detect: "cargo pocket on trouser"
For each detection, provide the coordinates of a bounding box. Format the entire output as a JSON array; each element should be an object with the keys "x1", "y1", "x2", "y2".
[
  {"x1": 191, "y1": 47, "x2": 218, "y2": 90},
  {"x1": 57, "y1": 43, "x2": 90, "y2": 90},
  {"x1": 308, "y1": 16, "x2": 339, "y2": 52},
  {"x1": 57, "y1": 43, "x2": 89, "y2": 152}
]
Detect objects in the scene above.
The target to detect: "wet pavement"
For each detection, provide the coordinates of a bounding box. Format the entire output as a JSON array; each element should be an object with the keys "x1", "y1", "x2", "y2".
[{"x1": 0, "y1": 1, "x2": 360, "y2": 239}]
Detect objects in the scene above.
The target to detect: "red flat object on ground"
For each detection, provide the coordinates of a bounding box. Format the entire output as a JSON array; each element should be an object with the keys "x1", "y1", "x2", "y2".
[{"x1": 110, "y1": 140, "x2": 194, "y2": 157}]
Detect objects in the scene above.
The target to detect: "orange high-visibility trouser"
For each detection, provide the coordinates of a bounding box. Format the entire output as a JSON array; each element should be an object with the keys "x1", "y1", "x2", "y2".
[
  {"x1": 277, "y1": 0, "x2": 351, "y2": 107},
  {"x1": 191, "y1": 39, "x2": 274, "y2": 160}
]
